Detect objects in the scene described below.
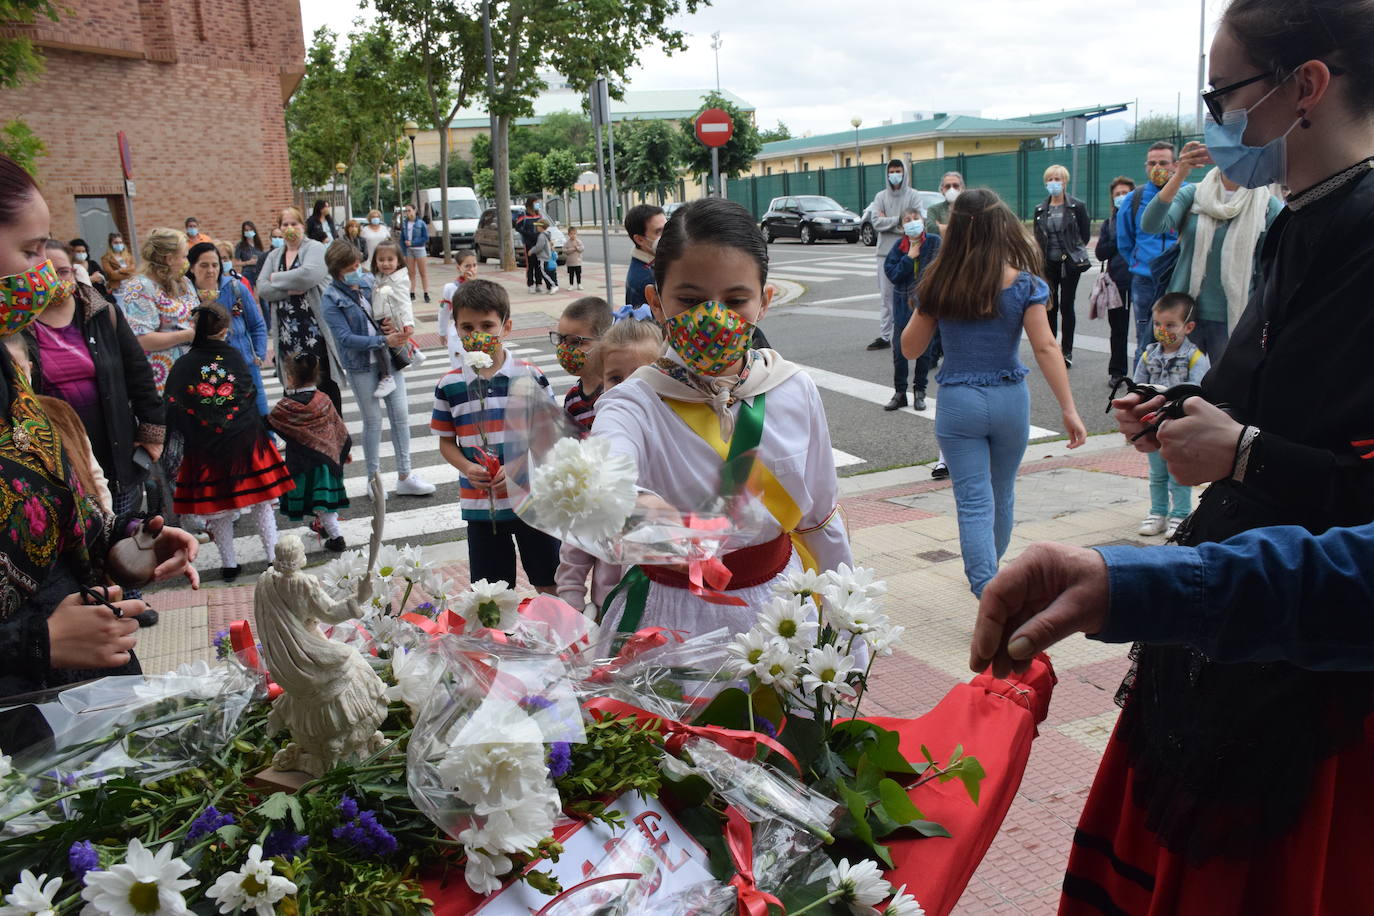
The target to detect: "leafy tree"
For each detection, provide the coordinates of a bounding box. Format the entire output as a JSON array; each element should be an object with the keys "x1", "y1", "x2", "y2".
[
  {"x1": 620, "y1": 119, "x2": 682, "y2": 202},
  {"x1": 470, "y1": 132, "x2": 493, "y2": 170},
  {"x1": 474, "y1": 167, "x2": 497, "y2": 200},
  {"x1": 678, "y1": 91, "x2": 763, "y2": 189},
  {"x1": 535, "y1": 111, "x2": 594, "y2": 161},
  {"x1": 543, "y1": 148, "x2": 580, "y2": 224},
  {"x1": 0, "y1": 120, "x2": 44, "y2": 173},
  {"x1": 512, "y1": 152, "x2": 546, "y2": 196},
  {"x1": 1130, "y1": 113, "x2": 1188, "y2": 142},
  {"x1": 758, "y1": 120, "x2": 792, "y2": 143},
  {"x1": 0, "y1": 1, "x2": 60, "y2": 167}
]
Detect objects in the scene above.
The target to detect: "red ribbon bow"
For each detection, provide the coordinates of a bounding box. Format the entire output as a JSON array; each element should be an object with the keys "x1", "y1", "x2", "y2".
[
  {"x1": 683, "y1": 515, "x2": 747, "y2": 607},
  {"x1": 726, "y1": 807, "x2": 783, "y2": 916},
  {"x1": 583, "y1": 697, "x2": 801, "y2": 775},
  {"x1": 228, "y1": 619, "x2": 282, "y2": 699}
]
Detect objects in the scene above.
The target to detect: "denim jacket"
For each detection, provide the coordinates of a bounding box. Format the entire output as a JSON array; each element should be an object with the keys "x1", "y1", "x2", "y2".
[{"x1": 321, "y1": 276, "x2": 387, "y2": 372}]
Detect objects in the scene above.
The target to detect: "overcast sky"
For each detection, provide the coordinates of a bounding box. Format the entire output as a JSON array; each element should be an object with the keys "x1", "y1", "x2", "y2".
[{"x1": 300, "y1": 0, "x2": 1222, "y2": 142}]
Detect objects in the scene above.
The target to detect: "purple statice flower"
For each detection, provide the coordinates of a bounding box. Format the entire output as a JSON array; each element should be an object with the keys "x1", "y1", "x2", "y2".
[
  {"x1": 186, "y1": 805, "x2": 235, "y2": 841},
  {"x1": 519, "y1": 695, "x2": 555, "y2": 714},
  {"x1": 333, "y1": 806, "x2": 398, "y2": 856},
  {"x1": 414, "y1": 601, "x2": 436, "y2": 619},
  {"x1": 547, "y1": 742, "x2": 572, "y2": 780},
  {"x1": 337, "y1": 795, "x2": 359, "y2": 820},
  {"x1": 752, "y1": 716, "x2": 778, "y2": 739},
  {"x1": 263, "y1": 829, "x2": 310, "y2": 859},
  {"x1": 212, "y1": 628, "x2": 231, "y2": 660},
  {"x1": 68, "y1": 840, "x2": 100, "y2": 880}
]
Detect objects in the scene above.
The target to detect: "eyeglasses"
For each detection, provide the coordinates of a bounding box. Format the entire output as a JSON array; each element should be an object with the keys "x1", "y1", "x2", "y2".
[
  {"x1": 548, "y1": 331, "x2": 597, "y2": 348},
  {"x1": 1202, "y1": 64, "x2": 1345, "y2": 123}
]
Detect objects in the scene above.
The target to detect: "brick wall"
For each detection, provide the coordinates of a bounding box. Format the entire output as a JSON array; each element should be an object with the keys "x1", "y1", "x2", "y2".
[{"x1": 1, "y1": 0, "x2": 305, "y2": 246}]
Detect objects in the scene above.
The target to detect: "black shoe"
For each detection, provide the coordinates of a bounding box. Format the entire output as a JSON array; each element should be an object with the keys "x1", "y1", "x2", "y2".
[
  {"x1": 136, "y1": 608, "x2": 159, "y2": 628},
  {"x1": 912, "y1": 389, "x2": 927, "y2": 412},
  {"x1": 409, "y1": 291, "x2": 416, "y2": 301},
  {"x1": 1064, "y1": 351, "x2": 1073, "y2": 369},
  {"x1": 883, "y1": 391, "x2": 908, "y2": 411},
  {"x1": 324, "y1": 536, "x2": 346, "y2": 553},
  {"x1": 222, "y1": 565, "x2": 242, "y2": 583},
  {"x1": 866, "y1": 337, "x2": 891, "y2": 351},
  {"x1": 931, "y1": 461, "x2": 950, "y2": 480},
  {"x1": 424, "y1": 291, "x2": 431, "y2": 303}
]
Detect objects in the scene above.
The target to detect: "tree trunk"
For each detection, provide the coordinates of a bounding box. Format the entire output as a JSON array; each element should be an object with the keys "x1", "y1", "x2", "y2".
[
  {"x1": 439, "y1": 126, "x2": 453, "y2": 264},
  {"x1": 494, "y1": 112, "x2": 516, "y2": 270}
]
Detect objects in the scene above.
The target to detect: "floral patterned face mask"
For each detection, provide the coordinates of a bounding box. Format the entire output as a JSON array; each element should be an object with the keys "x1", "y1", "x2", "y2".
[
  {"x1": 461, "y1": 331, "x2": 500, "y2": 357},
  {"x1": 0, "y1": 260, "x2": 62, "y2": 336},
  {"x1": 556, "y1": 340, "x2": 586, "y2": 374},
  {"x1": 664, "y1": 300, "x2": 754, "y2": 377}
]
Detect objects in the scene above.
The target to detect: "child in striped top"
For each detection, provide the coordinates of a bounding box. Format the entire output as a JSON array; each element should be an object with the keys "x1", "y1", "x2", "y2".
[{"x1": 430, "y1": 279, "x2": 562, "y2": 592}]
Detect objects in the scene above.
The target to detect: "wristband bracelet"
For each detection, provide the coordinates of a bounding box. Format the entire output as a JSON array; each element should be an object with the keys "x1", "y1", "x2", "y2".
[{"x1": 1231, "y1": 425, "x2": 1260, "y2": 482}]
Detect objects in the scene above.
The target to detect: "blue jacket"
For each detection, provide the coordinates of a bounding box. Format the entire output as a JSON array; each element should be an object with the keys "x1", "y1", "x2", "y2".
[
  {"x1": 882, "y1": 232, "x2": 941, "y2": 295},
  {"x1": 400, "y1": 218, "x2": 429, "y2": 250},
  {"x1": 625, "y1": 256, "x2": 654, "y2": 308},
  {"x1": 219, "y1": 277, "x2": 269, "y2": 415},
  {"x1": 321, "y1": 275, "x2": 389, "y2": 372},
  {"x1": 1116, "y1": 182, "x2": 1181, "y2": 278}
]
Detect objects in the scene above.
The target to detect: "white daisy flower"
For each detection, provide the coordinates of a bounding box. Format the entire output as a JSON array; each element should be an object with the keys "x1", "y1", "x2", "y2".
[
  {"x1": 2, "y1": 869, "x2": 61, "y2": 916},
  {"x1": 726, "y1": 629, "x2": 783, "y2": 679},
  {"x1": 823, "y1": 587, "x2": 881, "y2": 633},
  {"x1": 464, "y1": 350, "x2": 494, "y2": 371},
  {"x1": 80, "y1": 838, "x2": 197, "y2": 916},
  {"x1": 206, "y1": 844, "x2": 297, "y2": 916},
  {"x1": 801, "y1": 645, "x2": 858, "y2": 701},
  {"x1": 826, "y1": 858, "x2": 891, "y2": 916},
  {"x1": 884, "y1": 885, "x2": 926, "y2": 916},
  {"x1": 524, "y1": 437, "x2": 638, "y2": 541},
  {"x1": 771, "y1": 568, "x2": 830, "y2": 601},
  {"x1": 453, "y1": 579, "x2": 520, "y2": 632},
  {"x1": 756, "y1": 595, "x2": 819, "y2": 650},
  {"x1": 865, "y1": 620, "x2": 905, "y2": 656},
  {"x1": 754, "y1": 642, "x2": 800, "y2": 691},
  {"x1": 826, "y1": 564, "x2": 888, "y2": 600},
  {"x1": 386, "y1": 646, "x2": 446, "y2": 719},
  {"x1": 318, "y1": 550, "x2": 368, "y2": 599}
]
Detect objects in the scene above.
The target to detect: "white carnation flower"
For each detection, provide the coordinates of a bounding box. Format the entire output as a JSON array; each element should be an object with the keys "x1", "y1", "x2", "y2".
[
  {"x1": 386, "y1": 647, "x2": 446, "y2": 719},
  {"x1": 462, "y1": 847, "x2": 512, "y2": 896},
  {"x1": 756, "y1": 595, "x2": 818, "y2": 650},
  {"x1": 437, "y1": 701, "x2": 549, "y2": 813},
  {"x1": 826, "y1": 858, "x2": 892, "y2": 916},
  {"x1": 771, "y1": 568, "x2": 830, "y2": 601},
  {"x1": 801, "y1": 644, "x2": 858, "y2": 701},
  {"x1": 453, "y1": 579, "x2": 520, "y2": 632},
  {"x1": 206, "y1": 844, "x2": 297, "y2": 915},
  {"x1": 464, "y1": 350, "x2": 494, "y2": 371},
  {"x1": 459, "y1": 791, "x2": 560, "y2": 854},
  {"x1": 525, "y1": 437, "x2": 638, "y2": 541},
  {"x1": 80, "y1": 838, "x2": 197, "y2": 916},
  {"x1": 884, "y1": 885, "x2": 926, "y2": 916},
  {"x1": 419, "y1": 571, "x2": 459, "y2": 613},
  {"x1": 2, "y1": 869, "x2": 60, "y2": 916}
]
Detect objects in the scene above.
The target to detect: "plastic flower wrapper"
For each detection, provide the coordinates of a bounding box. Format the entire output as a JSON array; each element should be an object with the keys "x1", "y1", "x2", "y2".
[
  {"x1": 582, "y1": 627, "x2": 736, "y2": 724},
  {"x1": 672, "y1": 737, "x2": 842, "y2": 843},
  {"x1": 750, "y1": 818, "x2": 832, "y2": 897},
  {"x1": 500, "y1": 373, "x2": 772, "y2": 568}
]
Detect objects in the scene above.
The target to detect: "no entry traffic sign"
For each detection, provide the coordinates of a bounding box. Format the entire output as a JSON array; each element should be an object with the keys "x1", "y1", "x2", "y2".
[{"x1": 694, "y1": 108, "x2": 734, "y2": 148}]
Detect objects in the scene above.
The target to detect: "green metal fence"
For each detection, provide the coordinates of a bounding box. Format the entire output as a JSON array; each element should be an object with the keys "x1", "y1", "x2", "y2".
[{"x1": 729, "y1": 135, "x2": 1201, "y2": 223}]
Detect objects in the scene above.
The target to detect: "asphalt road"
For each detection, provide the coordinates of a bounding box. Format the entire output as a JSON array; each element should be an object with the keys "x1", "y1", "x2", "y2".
[{"x1": 575, "y1": 230, "x2": 1125, "y2": 477}]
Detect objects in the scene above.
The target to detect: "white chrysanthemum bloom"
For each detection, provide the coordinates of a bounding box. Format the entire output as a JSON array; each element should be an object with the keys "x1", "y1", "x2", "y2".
[
  {"x1": 452, "y1": 579, "x2": 520, "y2": 632},
  {"x1": 754, "y1": 642, "x2": 800, "y2": 691},
  {"x1": 822, "y1": 587, "x2": 881, "y2": 633},
  {"x1": 771, "y1": 568, "x2": 830, "y2": 601},
  {"x1": 864, "y1": 619, "x2": 905, "y2": 656},
  {"x1": 525, "y1": 437, "x2": 638, "y2": 541},
  {"x1": 826, "y1": 564, "x2": 887, "y2": 600},
  {"x1": 206, "y1": 844, "x2": 297, "y2": 916},
  {"x1": 461, "y1": 847, "x2": 512, "y2": 896},
  {"x1": 386, "y1": 647, "x2": 446, "y2": 719},
  {"x1": 372, "y1": 544, "x2": 410, "y2": 589},
  {"x1": 397, "y1": 544, "x2": 430, "y2": 580},
  {"x1": 464, "y1": 350, "x2": 494, "y2": 371},
  {"x1": 437, "y1": 701, "x2": 550, "y2": 813},
  {"x1": 884, "y1": 885, "x2": 926, "y2": 916},
  {"x1": 826, "y1": 858, "x2": 892, "y2": 916},
  {"x1": 318, "y1": 550, "x2": 368, "y2": 599},
  {"x1": 726, "y1": 629, "x2": 782, "y2": 679},
  {"x1": 80, "y1": 838, "x2": 197, "y2": 916},
  {"x1": 756, "y1": 595, "x2": 818, "y2": 650},
  {"x1": 420, "y1": 571, "x2": 459, "y2": 612},
  {"x1": 801, "y1": 645, "x2": 858, "y2": 700},
  {"x1": 2, "y1": 869, "x2": 61, "y2": 916}
]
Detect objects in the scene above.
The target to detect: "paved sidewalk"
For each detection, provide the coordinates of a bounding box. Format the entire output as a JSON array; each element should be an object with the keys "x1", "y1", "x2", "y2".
[{"x1": 136, "y1": 431, "x2": 1170, "y2": 914}]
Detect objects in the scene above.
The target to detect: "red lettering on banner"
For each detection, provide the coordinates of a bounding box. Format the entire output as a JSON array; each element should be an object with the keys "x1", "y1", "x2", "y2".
[{"x1": 632, "y1": 812, "x2": 691, "y2": 872}]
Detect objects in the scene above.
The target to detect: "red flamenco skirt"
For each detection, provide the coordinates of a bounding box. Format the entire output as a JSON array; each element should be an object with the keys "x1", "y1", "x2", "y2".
[
  {"x1": 173, "y1": 438, "x2": 294, "y2": 516},
  {"x1": 1060, "y1": 714, "x2": 1374, "y2": 916}
]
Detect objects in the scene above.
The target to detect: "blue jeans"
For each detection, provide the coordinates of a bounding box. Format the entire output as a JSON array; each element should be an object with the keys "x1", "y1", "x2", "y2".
[
  {"x1": 1188, "y1": 318, "x2": 1228, "y2": 363},
  {"x1": 1130, "y1": 273, "x2": 1156, "y2": 370},
  {"x1": 891, "y1": 290, "x2": 942, "y2": 391},
  {"x1": 348, "y1": 366, "x2": 411, "y2": 477},
  {"x1": 1147, "y1": 450, "x2": 1192, "y2": 519},
  {"x1": 935, "y1": 381, "x2": 1030, "y2": 597}
]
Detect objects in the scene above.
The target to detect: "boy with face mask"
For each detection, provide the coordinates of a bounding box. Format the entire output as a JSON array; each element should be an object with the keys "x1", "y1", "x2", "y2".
[
  {"x1": 623, "y1": 204, "x2": 665, "y2": 310},
  {"x1": 866, "y1": 159, "x2": 924, "y2": 351},
  {"x1": 1117, "y1": 142, "x2": 1185, "y2": 367}
]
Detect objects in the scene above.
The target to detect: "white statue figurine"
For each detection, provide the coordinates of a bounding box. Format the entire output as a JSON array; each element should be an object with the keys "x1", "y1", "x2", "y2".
[{"x1": 255, "y1": 535, "x2": 388, "y2": 776}]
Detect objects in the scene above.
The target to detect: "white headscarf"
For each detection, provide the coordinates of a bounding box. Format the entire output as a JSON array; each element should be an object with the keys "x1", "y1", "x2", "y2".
[{"x1": 1188, "y1": 168, "x2": 1272, "y2": 328}]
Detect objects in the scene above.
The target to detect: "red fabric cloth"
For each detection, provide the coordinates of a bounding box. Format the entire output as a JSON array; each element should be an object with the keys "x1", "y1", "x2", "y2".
[
  {"x1": 423, "y1": 657, "x2": 1054, "y2": 915},
  {"x1": 172, "y1": 437, "x2": 293, "y2": 515},
  {"x1": 1059, "y1": 713, "x2": 1374, "y2": 916}
]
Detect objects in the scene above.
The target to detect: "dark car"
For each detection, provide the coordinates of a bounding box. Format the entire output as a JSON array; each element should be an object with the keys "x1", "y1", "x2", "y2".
[
  {"x1": 859, "y1": 190, "x2": 945, "y2": 246},
  {"x1": 473, "y1": 206, "x2": 565, "y2": 266},
  {"x1": 760, "y1": 196, "x2": 863, "y2": 244}
]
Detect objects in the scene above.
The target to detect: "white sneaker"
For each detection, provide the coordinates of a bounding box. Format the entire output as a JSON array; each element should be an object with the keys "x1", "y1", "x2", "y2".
[
  {"x1": 394, "y1": 471, "x2": 436, "y2": 496},
  {"x1": 528, "y1": 284, "x2": 537, "y2": 293},
  {"x1": 373, "y1": 375, "x2": 396, "y2": 399},
  {"x1": 1137, "y1": 515, "x2": 1167, "y2": 536},
  {"x1": 1166, "y1": 517, "x2": 1183, "y2": 538},
  {"x1": 409, "y1": 347, "x2": 427, "y2": 367},
  {"x1": 548, "y1": 285, "x2": 559, "y2": 294}
]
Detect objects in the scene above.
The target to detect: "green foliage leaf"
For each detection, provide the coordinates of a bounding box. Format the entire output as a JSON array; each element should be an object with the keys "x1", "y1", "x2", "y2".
[
  {"x1": 835, "y1": 779, "x2": 893, "y2": 869},
  {"x1": 877, "y1": 778, "x2": 923, "y2": 825},
  {"x1": 694, "y1": 686, "x2": 752, "y2": 731},
  {"x1": 830, "y1": 720, "x2": 917, "y2": 776}
]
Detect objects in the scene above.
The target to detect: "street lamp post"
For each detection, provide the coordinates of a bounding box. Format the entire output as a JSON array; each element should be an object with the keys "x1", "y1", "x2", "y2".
[
  {"x1": 850, "y1": 116, "x2": 862, "y2": 167},
  {"x1": 1196, "y1": 0, "x2": 1208, "y2": 133},
  {"x1": 334, "y1": 162, "x2": 347, "y2": 218},
  {"x1": 403, "y1": 121, "x2": 420, "y2": 215},
  {"x1": 710, "y1": 32, "x2": 723, "y2": 93}
]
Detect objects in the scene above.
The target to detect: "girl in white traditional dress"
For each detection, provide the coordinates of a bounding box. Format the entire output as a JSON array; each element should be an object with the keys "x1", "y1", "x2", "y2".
[{"x1": 591, "y1": 197, "x2": 853, "y2": 640}]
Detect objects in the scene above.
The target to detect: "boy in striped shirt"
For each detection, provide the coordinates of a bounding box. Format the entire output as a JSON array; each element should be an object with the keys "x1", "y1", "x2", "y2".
[{"x1": 431, "y1": 279, "x2": 561, "y2": 592}]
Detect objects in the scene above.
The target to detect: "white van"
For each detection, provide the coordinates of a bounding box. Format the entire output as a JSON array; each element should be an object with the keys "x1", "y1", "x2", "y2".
[{"x1": 421, "y1": 186, "x2": 482, "y2": 256}]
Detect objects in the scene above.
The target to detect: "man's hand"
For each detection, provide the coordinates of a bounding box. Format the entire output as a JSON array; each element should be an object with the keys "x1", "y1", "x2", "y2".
[{"x1": 970, "y1": 542, "x2": 1110, "y2": 678}]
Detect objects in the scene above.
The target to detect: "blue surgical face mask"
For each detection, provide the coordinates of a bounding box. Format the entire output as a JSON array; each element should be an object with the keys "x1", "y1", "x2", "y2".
[
  {"x1": 370, "y1": 217, "x2": 382, "y2": 225},
  {"x1": 221, "y1": 260, "x2": 232, "y2": 274},
  {"x1": 1203, "y1": 77, "x2": 1300, "y2": 189},
  {"x1": 903, "y1": 219, "x2": 924, "y2": 238},
  {"x1": 1113, "y1": 193, "x2": 1130, "y2": 209},
  {"x1": 887, "y1": 171, "x2": 903, "y2": 187},
  {"x1": 343, "y1": 268, "x2": 365, "y2": 286},
  {"x1": 271, "y1": 237, "x2": 284, "y2": 249},
  {"x1": 186, "y1": 227, "x2": 199, "y2": 238},
  {"x1": 244, "y1": 229, "x2": 256, "y2": 239},
  {"x1": 1046, "y1": 181, "x2": 1064, "y2": 196},
  {"x1": 112, "y1": 243, "x2": 125, "y2": 253}
]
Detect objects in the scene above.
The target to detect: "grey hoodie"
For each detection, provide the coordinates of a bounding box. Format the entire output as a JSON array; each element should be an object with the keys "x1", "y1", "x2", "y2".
[{"x1": 868, "y1": 159, "x2": 924, "y2": 256}]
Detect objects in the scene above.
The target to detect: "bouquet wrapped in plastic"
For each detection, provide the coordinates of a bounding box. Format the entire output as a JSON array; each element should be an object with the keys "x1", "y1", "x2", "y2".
[{"x1": 582, "y1": 627, "x2": 737, "y2": 724}]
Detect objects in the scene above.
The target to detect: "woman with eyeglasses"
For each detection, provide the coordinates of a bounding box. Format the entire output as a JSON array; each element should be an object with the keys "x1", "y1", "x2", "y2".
[{"x1": 1072, "y1": 1, "x2": 1374, "y2": 913}]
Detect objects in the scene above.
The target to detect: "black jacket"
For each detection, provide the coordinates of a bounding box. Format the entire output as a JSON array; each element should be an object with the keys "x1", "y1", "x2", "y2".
[
  {"x1": 1094, "y1": 209, "x2": 1132, "y2": 297},
  {"x1": 23, "y1": 284, "x2": 165, "y2": 494},
  {"x1": 1032, "y1": 195, "x2": 1091, "y2": 260},
  {"x1": 306, "y1": 214, "x2": 338, "y2": 244}
]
